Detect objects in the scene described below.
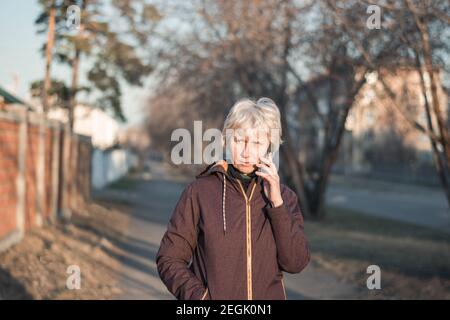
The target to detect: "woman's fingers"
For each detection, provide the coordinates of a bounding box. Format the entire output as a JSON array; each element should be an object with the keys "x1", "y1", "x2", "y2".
[
  {"x1": 259, "y1": 155, "x2": 277, "y2": 173},
  {"x1": 258, "y1": 158, "x2": 279, "y2": 180},
  {"x1": 255, "y1": 170, "x2": 269, "y2": 179},
  {"x1": 255, "y1": 171, "x2": 270, "y2": 182},
  {"x1": 256, "y1": 164, "x2": 276, "y2": 177},
  {"x1": 255, "y1": 170, "x2": 277, "y2": 184},
  {"x1": 255, "y1": 163, "x2": 273, "y2": 176}
]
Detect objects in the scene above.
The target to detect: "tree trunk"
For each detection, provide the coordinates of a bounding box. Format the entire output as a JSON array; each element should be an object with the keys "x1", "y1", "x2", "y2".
[
  {"x1": 309, "y1": 154, "x2": 333, "y2": 220},
  {"x1": 407, "y1": 0, "x2": 450, "y2": 169},
  {"x1": 69, "y1": 49, "x2": 80, "y2": 131},
  {"x1": 406, "y1": 0, "x2": 450, "y2": 209},
  {"x1": 278, "y1": 101, "x2": 311, "y2": 218},
  {"x1": 306, "y1": 69, "x2": 365, "y2": 219},
  {"x1": 42, "y1": 5, "x2": 56, "y2": 113},
  {"x1": 280, "y1": 145, "x2": 311, "y2": 217},
  {"x1": 415, "y1": 51, "x2": 450, "y2": 210},
  {"x1": 418, "y1": 19, "x2": 450, "y2": 166},
  {"x1": 68, "y1": 0, "x2": 87, "y2": 131}
]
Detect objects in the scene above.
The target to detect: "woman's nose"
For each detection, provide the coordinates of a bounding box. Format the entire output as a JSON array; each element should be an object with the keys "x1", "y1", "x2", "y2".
[{"x1": 241, "y1": 143, "x2": 250, "y2": 158}]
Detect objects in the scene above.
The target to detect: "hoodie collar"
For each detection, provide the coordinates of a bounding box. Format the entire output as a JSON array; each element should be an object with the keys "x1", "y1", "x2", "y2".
[
  {"x1": 195, "y1": 159, "x2": 264, "y2": 234},
  {"x1": 196, "y1": 159, "x2": 262, "y2": 196},
  {"x1": 195, "y1": 159, "x2": 229, "y2": 179},
  {"x1": 196, "y1": 160, "x2": 260, "y2": 183}
]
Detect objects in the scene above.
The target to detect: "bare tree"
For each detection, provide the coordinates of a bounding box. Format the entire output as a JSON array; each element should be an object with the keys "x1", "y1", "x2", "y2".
[
  {"x1": 43, "y1": 2, "x2": 56, "y2": 113},
  {"x1": 145, "y1": 0, "x2": 448, "y2": 217},
  {"x1": 337, "y1": 0, "x2": 450, "y2": 208}
]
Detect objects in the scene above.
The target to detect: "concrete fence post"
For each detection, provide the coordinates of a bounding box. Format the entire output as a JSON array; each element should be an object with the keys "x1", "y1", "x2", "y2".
[
  {"x1": 16, "y1": 109, "x2": 27, "y2": 237},
  {"x1": 61, "y1": 125, "x2": 72, "y2": 220},
  {"x1": 35, "y1": 115, "x2": 46, "y2": 226},
  {"x1": 50, "y1": 123, "x2": 61, "y2": 222},
  {"x1": 72, "y1": 135, "x2": 78, "y2": 210}
]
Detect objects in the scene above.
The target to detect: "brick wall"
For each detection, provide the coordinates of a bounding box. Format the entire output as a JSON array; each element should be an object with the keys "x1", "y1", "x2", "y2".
[
  {"x1": 0, "y1": 120, "x2": 19, "y2": 239},
  {"x1": 0, "y1": 109, "x2": 92, "y2": 252}
]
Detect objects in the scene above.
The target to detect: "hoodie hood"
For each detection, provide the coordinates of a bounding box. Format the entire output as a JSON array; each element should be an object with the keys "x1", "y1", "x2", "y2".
[
  {"x1": 195, "y1": 159, "x2": 229, "y2": 179},
  {"x1": 196, "y1": 160, "x2": 230, "y2": 234}
]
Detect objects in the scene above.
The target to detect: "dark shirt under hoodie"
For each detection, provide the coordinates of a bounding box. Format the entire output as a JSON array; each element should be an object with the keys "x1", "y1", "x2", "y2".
[{"x1": 227, "y1": 163, "x2": 257, "y2": 191}]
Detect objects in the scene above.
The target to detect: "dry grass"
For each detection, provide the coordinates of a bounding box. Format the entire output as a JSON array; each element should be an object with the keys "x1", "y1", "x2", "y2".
[{"x1": 306, "y1": 207, "x2": 450, "y2": 299}]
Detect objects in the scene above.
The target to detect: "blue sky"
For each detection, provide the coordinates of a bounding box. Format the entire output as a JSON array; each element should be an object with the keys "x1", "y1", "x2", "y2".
[{"x1": 0, "y1": 0, "x2": 146, "y2": 127}]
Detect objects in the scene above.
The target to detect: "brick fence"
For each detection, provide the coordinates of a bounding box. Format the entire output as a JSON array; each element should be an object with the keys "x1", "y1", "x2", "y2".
[{"x1": 0, "y1": 108, "x2": 92, "y2": 252}]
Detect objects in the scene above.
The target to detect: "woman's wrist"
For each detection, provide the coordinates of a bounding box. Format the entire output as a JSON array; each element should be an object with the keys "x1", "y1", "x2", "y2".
[{"x1": 271, "y1": 198, "x2": 283, "y2": 208}]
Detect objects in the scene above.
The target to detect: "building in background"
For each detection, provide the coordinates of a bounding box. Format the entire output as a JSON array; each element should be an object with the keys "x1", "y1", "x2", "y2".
[
  {"x1": 290, "y1": 68, "x2": 448, "y2": 185},
  {"x1": 47, "y1": 104, "x2": 120, "y2": 149},
  {"x1": 45, "y1": 102, "x2": 137, "y2": 190},
  {"x1": 0, "y1": 85, "x2": 32, "y2": 111}
]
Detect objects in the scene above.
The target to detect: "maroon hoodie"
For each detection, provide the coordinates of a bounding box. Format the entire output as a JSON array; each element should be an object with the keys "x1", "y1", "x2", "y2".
[{"x1": 156, "y1": 160, "x2": 310, "y2": 300}]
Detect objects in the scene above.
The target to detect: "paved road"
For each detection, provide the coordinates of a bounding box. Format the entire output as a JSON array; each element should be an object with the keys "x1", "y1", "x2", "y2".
[
  {"x1": 113, "y1": 162, "x2": 357, "y2": 299},
  {"x1": 116, "y1": 167, "x2": 185, "y2": 299},
  {"x1": 326, "y1": 178, "x2": 450, "y2": 233}
]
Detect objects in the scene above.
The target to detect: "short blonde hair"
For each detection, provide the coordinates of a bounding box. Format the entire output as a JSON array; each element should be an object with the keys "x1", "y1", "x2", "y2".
[{"x1": 222, "y1": 97, "x2": 283, "y2": 152}]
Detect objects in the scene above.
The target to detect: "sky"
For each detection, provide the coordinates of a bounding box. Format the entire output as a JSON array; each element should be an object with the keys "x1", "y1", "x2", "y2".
[{"x1": 0, "y1": 0, "x2": 147, "y2": 127}]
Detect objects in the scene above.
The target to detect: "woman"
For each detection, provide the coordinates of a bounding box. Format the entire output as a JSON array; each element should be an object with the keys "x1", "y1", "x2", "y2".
[{"x1": 156, "y1": 97, "x2": 310, "y2": 300}]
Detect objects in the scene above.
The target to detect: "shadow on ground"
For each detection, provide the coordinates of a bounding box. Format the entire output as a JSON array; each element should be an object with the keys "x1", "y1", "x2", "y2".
[{"x1": 0, "y1": 267, "x2": 33, "y2": 299}]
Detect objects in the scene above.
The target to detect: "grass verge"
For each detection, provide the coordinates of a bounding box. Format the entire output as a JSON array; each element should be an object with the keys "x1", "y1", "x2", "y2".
[{"x1": 306, "y1": 206, "x2": 450, "y2": 299}]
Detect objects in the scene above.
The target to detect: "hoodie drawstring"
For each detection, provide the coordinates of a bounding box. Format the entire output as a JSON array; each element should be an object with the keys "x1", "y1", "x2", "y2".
[{"x1": 222, "y1": 173, "x2": 227, "y2": 234}]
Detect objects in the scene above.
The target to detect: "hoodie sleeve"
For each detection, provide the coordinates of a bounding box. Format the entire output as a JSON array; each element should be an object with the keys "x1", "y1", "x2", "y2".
[
  {"x1": 156, "y1": 183, "x2": 208, "y2": 300},
  {"x1": 265, "y1": 187, "x2": 311, "y2": 274}
]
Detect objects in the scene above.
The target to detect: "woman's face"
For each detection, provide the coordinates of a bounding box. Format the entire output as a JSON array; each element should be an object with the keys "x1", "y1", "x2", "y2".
[{"x1": 228, "y1": 128, "x2": 270, "y2": 174}]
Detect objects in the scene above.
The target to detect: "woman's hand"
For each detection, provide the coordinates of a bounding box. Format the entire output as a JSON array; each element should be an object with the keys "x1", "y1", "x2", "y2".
[{"x1": 255, "y1": 153, "x2": 283, "y2": 208}]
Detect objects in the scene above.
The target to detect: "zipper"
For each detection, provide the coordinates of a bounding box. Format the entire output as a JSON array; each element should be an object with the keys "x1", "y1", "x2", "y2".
[
  {"x1": 237, "y1": 180, "x2": 257, "y2": 300},
  {"x1": 201, "y1": 288, "x2": 209, "y2": 300},
  {"x1": 281, "y1": 274, "x2": 287, "y2": 300}
]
